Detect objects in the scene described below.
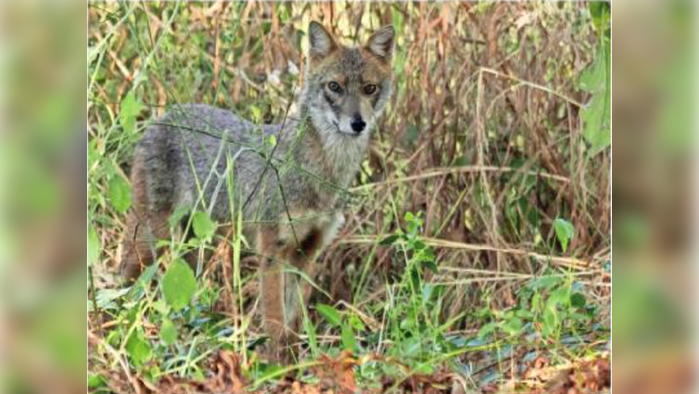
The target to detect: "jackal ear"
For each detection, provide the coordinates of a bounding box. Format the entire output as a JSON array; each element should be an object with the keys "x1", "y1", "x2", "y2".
[
  {"x1": 308, "y1": 21, "x2": 337, "y2": 58},
  {"x1": 366, "y1": 25, "x2": 395, "y2": 61}
]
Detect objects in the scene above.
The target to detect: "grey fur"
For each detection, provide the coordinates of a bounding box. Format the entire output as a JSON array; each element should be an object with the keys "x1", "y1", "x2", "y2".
[
  {"x1": 366, "y1": 26, "x2": 395, "y2": 59},
  {"x1": 308, "y1": 21, "x2": 336, "y2": 59},
  {"x1": 135, "y1": 34, "x2": 394, "y2": 234}
]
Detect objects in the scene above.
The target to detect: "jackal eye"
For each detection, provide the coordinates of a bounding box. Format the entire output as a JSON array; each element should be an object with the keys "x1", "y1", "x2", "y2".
[
  {"x1": 327, "y1": 81, "x2": 342, "y2": 93},
  {"x1": 363, "y1": 84, "x2": 377, "y2": 95}
]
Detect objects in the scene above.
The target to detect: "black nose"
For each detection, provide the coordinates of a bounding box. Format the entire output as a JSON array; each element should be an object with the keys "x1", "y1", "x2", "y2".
[{"x1": 350, "y1": 118, "x2": 366, "y2": 133}]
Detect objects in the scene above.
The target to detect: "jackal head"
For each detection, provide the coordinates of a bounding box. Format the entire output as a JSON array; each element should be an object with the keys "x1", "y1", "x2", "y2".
[{"x1": 301, "y1": 21, "x2": 394, "y2": 145}]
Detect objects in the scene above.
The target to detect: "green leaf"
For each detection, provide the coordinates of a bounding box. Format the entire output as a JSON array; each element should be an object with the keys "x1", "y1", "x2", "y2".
[
  {"x1": 502, "y1": 317, "x2": 524, "y2": 336},
  {"x1": 88, "y1": 374, "x2": 106, "y2": 389},
  {"x1": 125, "y1": 330, "x2": 152, "y2": 367},
  {"x1": 413, "y1": 363, "x2": 434, "y2": 375},
  {"x1": 379, "y1": 234, "x2": 401, "y2": 246},
  {"x1": 553, "y1": 218, "x2": 575, "y2": 252},
  {"x1": 579, "y1": 49, "x2": 605, "y2": 93},
  {"x1": 192, "y1": 211, "x2": 217, "y2": 242},
  {"x1": 422, "y1": 259, "x2": 438, "y2": 274},
  {"x1": 400, "y1": 315, "x2": 415, "y2": 331},
  {"x1": 137, "y1": 263, "x2": 160, "y2": 289},
  {"x1": 542, "y1": 307, "x2": 557, "y2": 337},
  {"x1": 516, "y1": 309, "x2": 533, "y2": 319},
  {"x1": 160, "y1": 318, "x2": 177, "y2": 345},
  {"x1": 405, "y1": 211, "x2": 423, "y2": 236},
  {"x1": 581, "y1": 91, "x2": 611, "y2": 154},
  {"x1": 152, "y1": 299, "x2": 170, "y2": 315},
  {"x1": 528, "y1": 275, "x2": 563, "y2": 291},
  {"x1": 399, "y1": 337, "x2": 422, "y2": 357},
  {"x1": 119, "y1": 91, "x2": 144, "y2": 134},
  {"x1": 109, "y1": 174, "x2": 132, "y2": 214},
  {"x1": 88, "y1": 224, "x2": 101, "y2": 265},
  {"x1": 162, "y1": 259, "x2": 197, "y2": 311},
  {"x1": 93, "y1": 288, "x2": 130, "y2": 311},
  {"x1": 316, "y1": 303, "x2": 342, "y2": 327},
  {"x1": 348, "y1": 314, "x2": 366, "y2": 332},
  {"x1": 477, "y1": 322, "x2": 497, "y2": 339},
  {"x1": 250, "y1": 105, "x2": 262, "y2": 123},
  {"x1": 341, "y1": 324, "x2": 357, "y2": 352},
  {"x1": 571, "y1": 293, "x2": 587, "y2": 309},
  {"x1": 571, "y1": 312, "x2": 591, "y2": 322},
  {"x1": 548, "y1": 287, "x2": 570, "y2": 308},
  {"x1": 579, "y1": 46, "x2": 610, "y2": 155}
]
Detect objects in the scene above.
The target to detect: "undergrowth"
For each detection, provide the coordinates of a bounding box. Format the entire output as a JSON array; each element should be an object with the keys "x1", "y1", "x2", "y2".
[{"x1": 88, "y1": 2, "x2": 610, "y2": 393}]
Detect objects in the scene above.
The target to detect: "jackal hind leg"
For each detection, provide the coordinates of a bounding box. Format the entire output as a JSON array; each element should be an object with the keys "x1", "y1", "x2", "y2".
[
  {"x1": 120, "y1": 209, "x2": 171, "y2": 282},
  {"x1": 119, "y1": 159, "x2": 171, "y2": 282}
]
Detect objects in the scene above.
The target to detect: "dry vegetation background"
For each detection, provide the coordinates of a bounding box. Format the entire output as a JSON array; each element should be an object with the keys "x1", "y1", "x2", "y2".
[{"x1": 88, "y1": 2, "x2": 610, "y2": 393}]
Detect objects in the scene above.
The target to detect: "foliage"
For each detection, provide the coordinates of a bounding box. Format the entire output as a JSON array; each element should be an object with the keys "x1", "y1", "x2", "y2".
[
  {"x1": 580, "y1": 2, "x2": 611, "y2": 155},
  {"x1": 161, "y1": 259, "x2": 198, "y2": 312},
  {"x1": 88, "y1": 2, "x2": 610, "y2": 393},
  {"x1": 553, "y1": 218, "x2": 575, "y2": 253}
]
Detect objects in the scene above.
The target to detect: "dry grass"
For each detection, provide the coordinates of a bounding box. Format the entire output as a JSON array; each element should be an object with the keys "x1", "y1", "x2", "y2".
[{"x1": 88, "y1": 2, "x2": 610, "y2": 392}]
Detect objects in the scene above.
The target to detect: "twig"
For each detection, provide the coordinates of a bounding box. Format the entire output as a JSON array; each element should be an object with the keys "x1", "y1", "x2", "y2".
[
  {"x1": 88, "y1": 266, "x2": 101, "y2": 334},
  {"x1": 239, "y1": 91, "x2": 301, "y2": 247},
  {"x1": 350, "y1": 165, "x2": 570, "y2": 192},
  {"x1": 339, "y1": 235, "x2": 595, "y2": 269},
  {"x1": 480, "y1": 66, "x2": 585, "y2": 107}
]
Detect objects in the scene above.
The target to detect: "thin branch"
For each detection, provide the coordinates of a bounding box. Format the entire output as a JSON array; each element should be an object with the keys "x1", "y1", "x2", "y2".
[
  {"x1": 339, "y1": 234, "x2": 598, "y2": 270},
  {"x1": 480, "y1": 66, "x2": 585, "y2": 107},
  {"x1": 350, "y1": 165, "x2": 570, "y2": 192}
]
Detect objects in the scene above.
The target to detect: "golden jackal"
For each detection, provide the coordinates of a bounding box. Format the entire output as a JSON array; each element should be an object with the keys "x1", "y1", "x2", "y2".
[{"x1": 120, "y1": 21, "x2": 395, "y2": 360}]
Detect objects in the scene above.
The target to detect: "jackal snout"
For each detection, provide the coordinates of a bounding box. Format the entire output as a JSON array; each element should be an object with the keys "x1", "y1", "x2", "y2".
[{"x1": 350, "y1": 113, "x2": 366, "y2": 133}]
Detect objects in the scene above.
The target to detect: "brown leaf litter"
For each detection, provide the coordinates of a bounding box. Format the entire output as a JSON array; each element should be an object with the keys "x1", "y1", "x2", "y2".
[{"x1": 97, "y1": 351, "x2": 610, "y2": 394}]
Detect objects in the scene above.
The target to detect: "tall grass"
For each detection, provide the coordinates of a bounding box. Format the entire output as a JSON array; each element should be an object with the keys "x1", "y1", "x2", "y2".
[{"x1": 88, "y1": 2, "x2": 610, "y2": 392}]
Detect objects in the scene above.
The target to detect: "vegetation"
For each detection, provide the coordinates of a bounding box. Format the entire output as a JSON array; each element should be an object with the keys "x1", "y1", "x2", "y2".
[{"x1": 88, "y1": 2, "x2": 610, "y2": 393}]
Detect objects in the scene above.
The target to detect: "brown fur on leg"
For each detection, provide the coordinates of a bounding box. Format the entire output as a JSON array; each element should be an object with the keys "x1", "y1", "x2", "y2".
[
  {"x1": 260, "y1": 256, "x2": 289, "y2": 362},
  {"x1": 257, "y1": 224, "x2": 329, "y2": 362},
  {"x1": 119, "y1": 211, "x2": 148, "y2": 281},
  {"x1": 120, "y1": 209, "x2": 171, "y2": 282},
  {"x1": 282, "y1": 227, "x2": 325, "y2": 335},
  {"x1": 119, "y1": 155, "x2": 171, "y2": 282},
  {"x1": 258, "y1": 226, "x2": 291, "y2": 362}
]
